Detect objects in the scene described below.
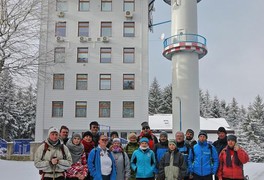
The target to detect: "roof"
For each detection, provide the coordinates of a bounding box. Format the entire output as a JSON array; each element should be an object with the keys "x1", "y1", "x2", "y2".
[{"x1": 149, "y1": 114, "x2": 232, "y2": 131}]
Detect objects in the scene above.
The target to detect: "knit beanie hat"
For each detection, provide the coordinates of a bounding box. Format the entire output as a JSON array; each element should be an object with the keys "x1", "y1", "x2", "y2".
[
  {"x1": 168, "y1": 139, "x2": 176, "y2": 146},
  {"x1": 72, "y1": 133, "x2": 81, "y2": 139},
  {"x1": 198, "y1": 131, "x2": 208, "y2": 139},
  {"x1": 112, "y1": 138, "x2": 121, "y2": 143},
  {"x1": 128, "y1": 132, "x2": 137, "y2": 140},
  {"x1": 227, "y1": 134, "x2": 237, "y2": 142},
  {"x1": 110, "y1": 131, "x2": 119, "y2": 137},
  {"x1": 83, "y1": 131, "x2": 93, "y2": 138},
  {"x1": 160, "y1": 131, "x2": 168, "y2": 138},
  {"x1": 48, "y1": 127, "x2": 59, "y2": 136},
  {"x1": 139, "y1": 137, "x2": 149, "y2": 144},
  {"x1": 141, "y1": 121, "x2": 150, "y2": 128},
  {"x1": 217, "y1": 127, "x2": 227, "y2": 134},
  {"x1": 186, "y1": 129, "x2": 194, "y2": 135}
]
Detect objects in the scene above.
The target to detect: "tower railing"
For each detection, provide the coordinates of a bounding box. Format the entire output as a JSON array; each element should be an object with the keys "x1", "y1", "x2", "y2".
[{"x1": 163, "y1": 34, "x2": 207, "y2": 48}]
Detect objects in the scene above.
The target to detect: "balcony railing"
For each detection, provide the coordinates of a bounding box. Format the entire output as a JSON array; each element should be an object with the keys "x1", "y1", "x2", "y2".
[{"x1": 163, "y1": 34, "x2": 207, "y2": 48}]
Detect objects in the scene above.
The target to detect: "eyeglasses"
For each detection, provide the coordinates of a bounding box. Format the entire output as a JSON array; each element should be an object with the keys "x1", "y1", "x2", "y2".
[
  {"x1": 100, "y1": 139, "x2": 108, "y2": 142},
  {"x1": 142, "y1": 126, "x2": 150, "y2": 130}
]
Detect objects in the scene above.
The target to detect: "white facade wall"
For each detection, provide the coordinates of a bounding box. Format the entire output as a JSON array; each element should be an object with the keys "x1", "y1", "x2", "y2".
[{"x1": 35, "y1": 0, "x2": 149, "y2": 141}]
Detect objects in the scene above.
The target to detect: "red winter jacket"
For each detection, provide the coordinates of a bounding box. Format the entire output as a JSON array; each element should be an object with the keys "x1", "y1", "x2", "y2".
[{"x1": 217, "y1": 147, "x2": 249, "y2": 179}]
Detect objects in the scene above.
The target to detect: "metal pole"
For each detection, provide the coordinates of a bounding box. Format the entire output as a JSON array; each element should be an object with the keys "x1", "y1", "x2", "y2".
[{"x1": 176, "y1": 97, "x2": 182, "y2": 131}]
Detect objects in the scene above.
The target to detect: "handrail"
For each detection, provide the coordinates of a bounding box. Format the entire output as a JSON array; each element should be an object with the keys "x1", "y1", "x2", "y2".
[{"x1": 163, "y1": 34, "x2": 207, "y2": 48}]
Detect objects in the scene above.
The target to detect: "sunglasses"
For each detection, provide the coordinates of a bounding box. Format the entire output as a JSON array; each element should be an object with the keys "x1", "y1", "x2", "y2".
[{"x1": 142, "y1": 126, "x2": 150, "y2": 130}]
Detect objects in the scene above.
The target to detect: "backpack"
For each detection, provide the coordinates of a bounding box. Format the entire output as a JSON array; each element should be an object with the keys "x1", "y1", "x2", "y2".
[{"x1": 39, "y1": 142, "x2": 66, "y2": 175}]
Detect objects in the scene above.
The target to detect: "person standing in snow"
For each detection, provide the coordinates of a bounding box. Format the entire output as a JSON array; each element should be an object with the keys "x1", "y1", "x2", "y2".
[
  {"x1": 138, "y1": 121, "x2": 158, "y2": 150},
  {"x1": 34, "y1": 127, "x2": 72, "y2": 180},
  {"x1": 217, "y1": 135, "x2": 249, "y2": 180}
]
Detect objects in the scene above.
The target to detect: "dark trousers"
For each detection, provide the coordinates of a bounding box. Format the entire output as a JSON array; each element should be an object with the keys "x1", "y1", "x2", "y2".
[
  {"x1": 102, "y1": 175, "x2": 111, "y2": 180},
  {"x1": 223, "y1": 178, "x2": 244, "y2": 180},
  {"x1": 193, "y1": 173, "x2": 213, "y2": 180},
  {"x1": 215, "y1": 175, "x2": 219, "y2": 180},
  {"x1": 43, "y1": 177, "x2": 65, "y2": 180},
  {"x1": 136, "y1": 178, "x2": 155, "y2": 180}
]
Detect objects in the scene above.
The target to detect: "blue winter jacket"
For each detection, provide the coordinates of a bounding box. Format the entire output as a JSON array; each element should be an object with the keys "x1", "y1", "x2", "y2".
[
  {"x1": 188, "y1": 141, "x2": 219, "y2": 176},
  {"x1": 88, "y1": 147, "x2": 117, "y2": 180},
  {"x1": 131, "y1": 148, "x2": 156, "y2": 178}
]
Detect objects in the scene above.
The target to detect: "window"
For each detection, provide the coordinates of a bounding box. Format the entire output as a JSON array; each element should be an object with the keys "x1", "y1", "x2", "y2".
[
  {"x1": 100, "y1": 48, "x2": 111, "y2": 63},
  {"x1": 124, "y1": 22, "x2": 135, "y2": 37},
  {"x1": 55, "y1": 22, "x2": 66, "y2": 37},
  {"x1": 101, "y1": 22, "x2": 112, "y2": 37},
  {"x1": 75, "y1": 101, "x2": 87, "y2": 117},
  {"x1": 76, "y1": 74, "x2": 88, "y2": 90},
  {"x1": 100, "y1": 74, "x2": 111, "y2": 90},
  {"x1": 54, "y1": 47, "x2": 65, "y2": 63},
  {"x1": 53, "y1": 74, "x2": 64, "y2": 89},
  {"x1": 101, "y1": 0, "x2": 112, "y2": 11},
  {"x1": 78, "y1": 22, "x2": 89, "y2": 37},
  {"x1": 124, "y1": 0, "x2": 134, "y2": 11},
  {"x1": 79, "y1": 0, "x2": 90, "y2": 11},
  {"x1": 52, "y1": 101, "x2": 63, "y2": 117},
  {"x1": 123, "y1": 48, "x2": 135, "y2": 63},
  {"x1": 77, "y1": 47, "x2": 88, "y2": 63},
  {"x1": 123, "y1": 101, "x2": 134, "y2": 118},
  {"x1": 99, "y1": 101, "x2": 111, "y2": 117},
  {"x1": 56, "y1": 0, "x2": 68, "y2": 11},
  {"x1": 123, "y1": 74, "x2": 135, "y2": 90}
]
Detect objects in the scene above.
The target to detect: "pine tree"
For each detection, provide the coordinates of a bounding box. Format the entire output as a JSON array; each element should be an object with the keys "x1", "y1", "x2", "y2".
[
  {"x1": 160, "y1": 84, "x2": 172, "y2": 114},
  {"x1": 219, "y1": 99, "x2": 227, "y2": 118},
  {"x1": 149, "y1": 77, "x2": 163, "y2": 115},
  {"x1": 0, "y1": 70, "x2": 18, "y2": 140},
  {"x1": 226, "y1": 97, "x2": 240, "y2": 129},
  {"x1": 211, "y1": 96, "x2": 221, "y2": 118},
  {"x1": 200, "y1": 90, "x2": 212, "y2": 118}
]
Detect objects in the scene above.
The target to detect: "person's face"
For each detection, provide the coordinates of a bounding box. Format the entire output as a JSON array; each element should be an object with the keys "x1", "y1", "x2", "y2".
[
  {"x1": 227, "y1": 140, "x2": 236, "y2": 148},
  {"x1": 198, "y1": 135, "x2": 207, "y2": 143},
  {"x1": 60, "y1": 129, "x2": 69, "y2": 139},
  {"x1": 83, "y1": 135, "x2": 92, "y2": 142},
  {"x1": 90, "y1": 125, "x2": 99, "y2": 134},
  {"x1": 218, "y1": 132, "x2": 226, "y2": 139},
  {"x1": 111, "y1": 134, "x2": 118, "y2": 139},
  {"x1": 49, "y1": 132, "x2": 59, "y2": 141},
  {"x1": 129, "y1": 136, "x2": 137, "y2": 143},
  {"x1": 113, "y1": 141, "x2": 121, "y2": 148},
  {"x1": 168, "y1": 144, "x2": 176, "y2": 151},
  {"x1": 99, "y1": 135, "x2": 108, "y2": 148},
  {"x1": 176, "y1": 133, "x2": 184, "y2": 142},
  {"x1": 73, "y1": 137, "x2": 81, "y2": 145},
  {"x1": 142, "y1": 126, "x2": 150, "y2": 134},
  {"x1": 186, "y1": 132, "x2": 194, "y2": 140},
  {"x1": 140, "y1": 142, "x2": 148, "y2": 148},
  {"x1": 159, "y1": 135, "x2": 167, "y2": 142}
]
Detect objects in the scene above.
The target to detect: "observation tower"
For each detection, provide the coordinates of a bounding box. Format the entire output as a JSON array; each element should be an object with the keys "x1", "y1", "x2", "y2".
[{"x1": 163, "y1": 0, "x2": 207, "y2": 135}]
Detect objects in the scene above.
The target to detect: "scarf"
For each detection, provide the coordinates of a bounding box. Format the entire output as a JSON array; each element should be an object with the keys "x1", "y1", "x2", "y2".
[
  {"x1": 176, "y1": 141, "x2": 185, "y2": 148},
  {"x1": 226, "y1": 146, "x2": 240, "y2": 167},
  {"x1": 82, "y1": 140, "x2": 95, "y2": 154},
  {"x1": 47, "y1": 138, "x2": 61, "y2": 147},
  {"x1": 140, "y1": 145, "x2": 149, "y2": 150},
  {"x1": 66, "y1": 139, "x2": 84, "y2": 164},
  {"x1": 112, "y1": 146, "x2": 123, "y2": 153}
]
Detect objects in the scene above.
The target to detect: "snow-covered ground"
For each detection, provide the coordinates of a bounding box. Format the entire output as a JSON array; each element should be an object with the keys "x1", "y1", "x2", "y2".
[{"x1": 0, "y1": 159, "x2": 263, "y2": 179}]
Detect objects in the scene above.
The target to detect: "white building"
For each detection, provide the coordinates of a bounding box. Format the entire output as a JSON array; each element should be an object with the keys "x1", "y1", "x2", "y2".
[
  {"x1": 149, "y1": 114, "x2": 234, "y2": 142},
  {"x1": 35, "y1": 0, "x2": 155, "y2": 141}
]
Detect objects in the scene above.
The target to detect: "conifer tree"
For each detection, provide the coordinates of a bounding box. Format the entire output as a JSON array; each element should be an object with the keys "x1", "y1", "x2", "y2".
[
  {"x1": 160, "y1": 84, "x2": 172, "y2": 114},
  {"x1": 149, "y1": 77, "x2": 163, "y2": 115}
]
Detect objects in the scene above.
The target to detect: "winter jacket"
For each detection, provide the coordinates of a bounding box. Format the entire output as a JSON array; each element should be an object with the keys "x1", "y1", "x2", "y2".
[
  {"x1": 176, "y1": 141, "x2": 190, "y2": 177},
  {"x1": 66, "y1": 152, "x2": 88, "y2": 178},
  {"x1": 185, "y1": 139, "x2": 197, "y2": 148},
  {"x1": 213, "y1": 137, "x2": 227, "y2": 155},
  {"x1": 217, "y1": 147, "x2": 249, "y2": 179},
  {"x1": 125, "y1": 142, "x2": 139, "y2": 160},
  {"x1": 153, "y1": 141, "x2": 168, "y2": 164},
  {"x1": 88, "y1": 147, "x2": 116, "y2": 180},
  {"x1": 131, "y1": 148, "x2": 156, "y2": 178},
  {"x1": 111, "y1": 151, "x2": 131, "y2": 180},
  {"x1": 188, "y1": 141, "x2": 219, "y2": 176},
  {"x1": 34, "y1": 139, "x2": 72, "y2": 179},
  {"x1": 157, "y1": 149, "x2": 186, "y2": 180}
]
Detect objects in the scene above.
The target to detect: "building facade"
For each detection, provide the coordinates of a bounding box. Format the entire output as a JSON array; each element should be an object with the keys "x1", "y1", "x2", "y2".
[{"x1": 35, "y1": 0, "x2": 153, "y2": 141}]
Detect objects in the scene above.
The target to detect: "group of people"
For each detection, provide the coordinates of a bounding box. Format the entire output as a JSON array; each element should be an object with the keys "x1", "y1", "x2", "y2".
[{"x1": 34, "y1": 121, "x2": 249, "y2": 180}]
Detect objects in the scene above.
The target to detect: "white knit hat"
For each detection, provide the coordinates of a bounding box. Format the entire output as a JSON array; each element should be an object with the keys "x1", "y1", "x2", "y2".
[
  {"x1": 48, "y1": 127, "x2": 59, "y2": 136},
  {"x1": 113, "y1": 138, "x2": 121, "y2": 143}
]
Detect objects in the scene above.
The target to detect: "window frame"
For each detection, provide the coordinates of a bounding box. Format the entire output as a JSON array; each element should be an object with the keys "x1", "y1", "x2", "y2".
[
  {"x1": 123, "y1": 22, "x2": 135, "y2": 37},
  {"x1": 123, "y1": 47, "x2": 135, "y2": 63},
  {"x1": 53, "y1": 74, "x2": 64, "y2": 90},
  {"x1": 100, "y1": 47, "x2": 112, "y2": 63},
  {"x1": 54, "y1": 47, "x2": 66, "y2": 63},
  {"x1": 101, "y1": 22, "x2": 112, "y2": 37},
  {"x1": 123, "y1": 0, "x2": 134, "y2": 11},
  {"x1": 55, "y1": 21, "x2": 66, "y2": 37},
  {"x1": 99, "y1": 74, "x2": 111, "y2": 90},
  {"x1": 122, "y1": 101, "x2": 134, "y2": 118},
  {"x1": 78, "y1": 22, "x2": 89, "y2": 37},
  {"x1": 79, "y1": 0, "x2": 90, "y2": 11},
  {"x1": 56, "y1": 0, "x2": 68, "y2": 12},
  {"x1": 99, "y1": 101, "x2": 111, "y2": 117},
  {"x1": 123, "y1": 74, "x2": 135, "y2": 90},
  {"x1": 77, "y1": 47, "x2": 88, "y2": 63},
  {"x1": 101, "y1": 0, "x2": 112, "y2": 12},
  {"x1": 76, "y1": 74, "x2": 88, "y2": 90},
  {"x1": 52, "y1": 101, "x2": 63, "y2": 117},
  {"x1": 75, "y1": 101, "x2": 87, "y2": 118}
]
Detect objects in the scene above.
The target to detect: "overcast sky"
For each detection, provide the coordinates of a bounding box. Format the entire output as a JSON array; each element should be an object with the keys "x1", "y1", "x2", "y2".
[{"x1": 149, "y1": 0, "x2": 264, "y2": 106}]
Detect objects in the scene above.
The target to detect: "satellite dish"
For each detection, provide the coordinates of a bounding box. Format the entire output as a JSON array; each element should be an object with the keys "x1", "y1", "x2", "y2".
[{"x1": 160, "y1": 33, "x2": 165, "y2": 40}]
